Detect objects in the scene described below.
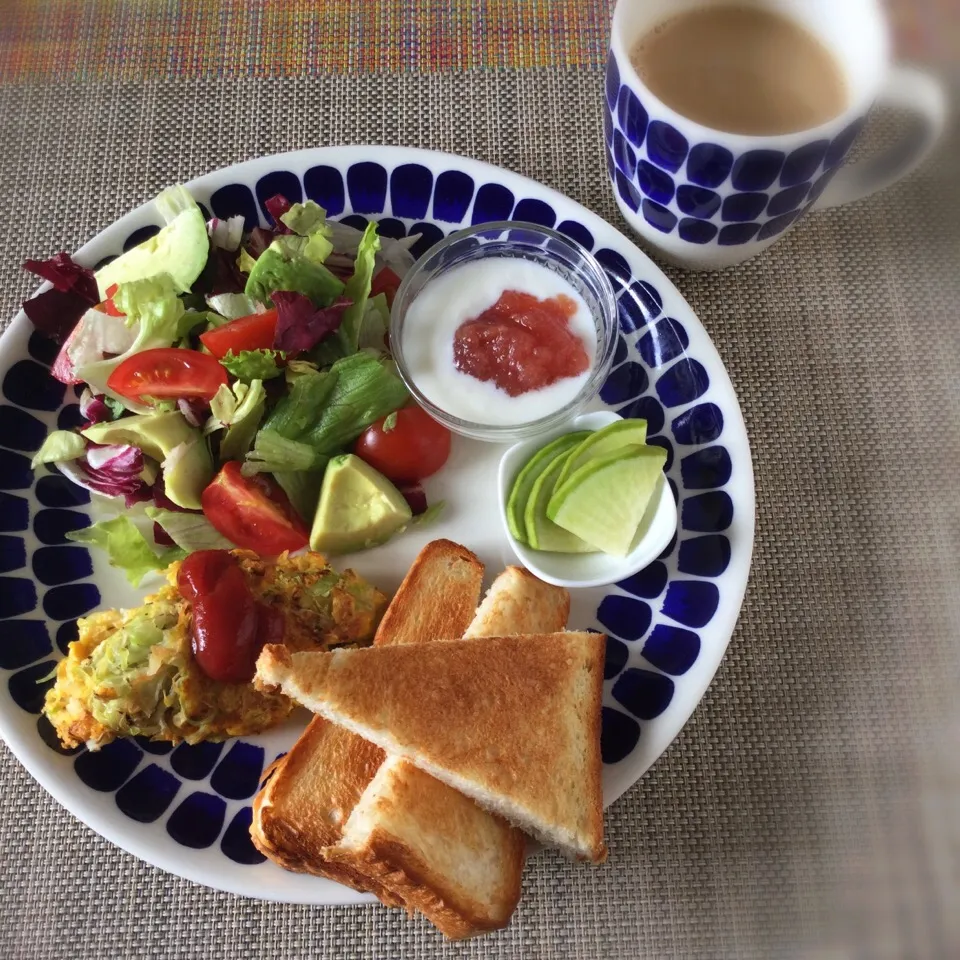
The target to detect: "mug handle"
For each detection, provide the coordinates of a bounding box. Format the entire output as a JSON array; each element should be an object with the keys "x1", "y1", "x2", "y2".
[{"x1": 812, "y1": 66, "x2": 948, "y2": 211}]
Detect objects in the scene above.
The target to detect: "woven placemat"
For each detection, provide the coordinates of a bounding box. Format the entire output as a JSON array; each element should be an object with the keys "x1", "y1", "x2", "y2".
[
  {"x1": 1, "y1": 0, "x2": 955, "y2": 81},
  {"x1": 0, "y1": 73, "x2": 957, "y2": 960}
]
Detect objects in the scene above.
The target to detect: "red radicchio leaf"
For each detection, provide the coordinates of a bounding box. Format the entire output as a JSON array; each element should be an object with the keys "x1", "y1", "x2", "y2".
[
  {"x1": 398, "y1": 484, "x2": 428, "y2": 516},
  {"x1": 22, "y1": 289, "x2": 90, "y2": 346},
  {"x1": 263, "y1": 194, "x2": 292, "y2": 232},
  {"x1": 71, "y1": 443, "x2": 148, "y2": 502},
  {"x1": 273, "y1": 291, "x2": 351, "y2": 354},
  {"x1": 23, "y1": 252, "x2": 99, "y2": 304},
  {"x1": 79, "y1": 391, "x2": 114, "y2": 426},
  {"x1": 22, "y1": 253, "x2": 101, "y2": 345}
]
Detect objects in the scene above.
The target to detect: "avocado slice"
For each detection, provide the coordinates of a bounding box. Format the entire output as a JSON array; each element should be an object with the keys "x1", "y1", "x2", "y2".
[
  {"x1": 95, "y1": 186, "x2": 208, "y2": 298},
  {"x1": 162, "y1": 439, "x2": 214, "y2": 510},
  {"x1": 82, "y1": 411, "x2": 213, "y2": 509},
  {"x1": 82, "y1": 411, "x2": 198, "y2": 463},
  {"x1": 310, "y1": 454, "x2": 412, "y2": 555},
  {"x1": 245, "y1": 241, "x2": 345, "y2": 307}
]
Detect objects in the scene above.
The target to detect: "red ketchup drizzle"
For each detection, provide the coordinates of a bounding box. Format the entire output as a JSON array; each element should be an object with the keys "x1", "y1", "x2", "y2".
[
  {"x1": 178, "y1": 550, "x2": 283, "y2": 683},
  {"x1": 452, "y1": 290, "x2": 590, "y2": 397}
]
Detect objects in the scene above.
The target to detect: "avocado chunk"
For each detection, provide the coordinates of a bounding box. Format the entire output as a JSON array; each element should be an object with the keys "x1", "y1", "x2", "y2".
[
  {"x1": 245, "y1": 241, "x2": 345, "y2": 307},
  {"x1": 162, "y1": 439, "x2": 214, "y2": 510},
  {"x1": 95, "y1": 186, "x2": 208, "y2": 297},
  {"x1": 82, "y1": 411, "x2": 198, "y2": 463},
  {"x1": 310, "y1": 454, "x2": 412, "y2": 555}
]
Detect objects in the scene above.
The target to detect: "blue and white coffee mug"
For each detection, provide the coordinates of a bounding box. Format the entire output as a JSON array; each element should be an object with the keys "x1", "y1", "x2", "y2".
[{"x1": 606, "y1": 0, "x2": 947, "y2": 270}]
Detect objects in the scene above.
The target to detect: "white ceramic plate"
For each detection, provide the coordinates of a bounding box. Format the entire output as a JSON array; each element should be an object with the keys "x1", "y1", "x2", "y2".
[{"x1": 0, "y1": 146, "x2": 754, "y2": 903}]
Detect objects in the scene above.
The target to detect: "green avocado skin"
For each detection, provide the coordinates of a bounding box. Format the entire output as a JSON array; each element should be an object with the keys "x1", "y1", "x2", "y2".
[{"x1": 244, "y1": 246, "x2": 345, "y2": 307}]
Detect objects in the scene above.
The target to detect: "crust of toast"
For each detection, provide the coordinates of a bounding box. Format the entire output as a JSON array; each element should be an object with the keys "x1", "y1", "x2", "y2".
[
  {"x1": 323, "y1": 757, "x2": 526, "y2": 939},
  {"x1": 255, "y1": 631, "x2": 607, "y2": 862},
  {"x1": 463, "y1": 566, "x2": 570, "y2": 638},
  {"x1": 249, "y1": 718, "x2": 402, "y2": 902},
  {"x1": 249, "y1": 540, "x2": 484, "y2": 894},
  {"x1": 374, "y1": 539, "x2": 486, "y2": 646}
]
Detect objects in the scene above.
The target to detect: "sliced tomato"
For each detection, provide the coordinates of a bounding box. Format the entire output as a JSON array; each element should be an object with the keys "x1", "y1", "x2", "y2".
[
  {"x1": 106, "y1": 347, "x2": 228, "y2": 402},
  {"x1": 353, "y1": 406, "x2": 452, "y2": 485},
  {"x1": 97, "y1": 282, "x2": 125, "y2": 317},
  {"x1": 201, "y1": 461, "x2": 309, "y2": 555},
  {"x1": 199, "y1": 308, "x2": 278, "y2": 359},
  {"x1": 370, "y1": 267, "x2": 402, "y2": 308}
]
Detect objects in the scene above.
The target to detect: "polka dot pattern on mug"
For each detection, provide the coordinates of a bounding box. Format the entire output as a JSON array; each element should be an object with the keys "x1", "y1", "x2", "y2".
[{"x1": 604, "y1": 51, "x2": 865, "y2": 245}]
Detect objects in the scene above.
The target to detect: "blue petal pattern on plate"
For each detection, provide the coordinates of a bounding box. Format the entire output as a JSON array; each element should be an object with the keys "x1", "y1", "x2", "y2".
[
  {"x1": 303, "y1": 165, "x2": 345, "y2": 215},
  {"x1": 596, "y1": 595, "x2": 652, "y2": 643},
  {"x1": 612, "y1": 668, "x2": 675, "y2": 720},
  {"x1": 0, "y1": 620, "x2": 49, "y2": 670},
  {"x1": 221, "y1": 806, "x2": 267, "y2": 865},
  {"x1": 390, "y1": 163, "x2": 433, "y2": 219},
  {"x1": 116, "y1": 764, "x2": 181, "y2": 822},
  {"x1": 75, "y1": 739, "x2": 142, "y2": 792},
  {"x1": 256, "y1": 171, "x2": 303, "y2": 223},
  {"x1": 0, "y1": 151, "x2": 750, "y2": 884},
  {"x1": 641, "y1": 624, "x2": 701, "y2": 676},
  {"x1": 210, "y1": 741, "x2": 265, "y2": 800},
  {"x1": 600, "y1": 707, "x2": 641, "y2": 764},
  {"x1": 166, "y1": 792, "x2": 227, "y2": 849}
]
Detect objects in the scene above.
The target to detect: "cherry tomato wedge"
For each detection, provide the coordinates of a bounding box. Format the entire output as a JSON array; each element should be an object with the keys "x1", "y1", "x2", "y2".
[
  {"x1": 201, "y1": 461, "x2": 310, "y2": 555},
  {"x1": 97, "y1": 282, "x2": 126, "y2": 317},
  {"x1": 199, "y1": 308, "x2": 278, "y2": 360},
  {"x1": 353, "y1": 406, "x2": 452, "y2": 485},
  {"x1": 370, "y1": 267, "x2": 402, "y2": 308},
  {"x1": 107, "y1": 347, "x2": 228, "y2": 402},
  {"x1": 178, "y1": 549, "x2": 283, "y2": 683}
]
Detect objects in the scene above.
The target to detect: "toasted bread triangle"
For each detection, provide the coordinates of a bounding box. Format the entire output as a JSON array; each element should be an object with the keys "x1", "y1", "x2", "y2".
[
  {"x1": 249, "y1": 539, "x2": 484, "y2": 894},
  {"x1": 255, "y1": 631, "x2": 607, "y2": 862}
]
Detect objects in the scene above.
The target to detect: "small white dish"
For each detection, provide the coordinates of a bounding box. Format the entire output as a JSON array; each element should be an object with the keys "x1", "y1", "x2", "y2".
[{"x1": 497, "y1": 410, "x2": 678, "y2": 588}]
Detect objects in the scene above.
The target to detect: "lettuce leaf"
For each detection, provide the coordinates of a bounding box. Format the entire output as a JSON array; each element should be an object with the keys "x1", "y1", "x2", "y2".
[
  {"x1": 66, "y1": 515, "x2": 180, "y2": 586},
  {"x1": 280, "y1": 200, "x2": 327, "y2": 237},
  {"x1": 206, "y1": 292, "x2": 263, "y2": 319},
  {"x1": 262, "y1": 368, "x2": 339, "y2": 439},
  {"x1": 145, "y1": 507, "x2": 235, "y2": 552},
  {"x1": 336, "y1": 222, "x2": 380, "y2": 354},
  {"x1": 357, "y1": 292, "x2": 390, "y2": 351},
  {"x1": 220, "y1": 348, "x2": 285, "y2": 382},
  {"x1": 243, "y1": 430, "x2": 327, "y2": 475},
  {"x1": 273, "y1": 469, "x2": 325, "y2": 523},
  {"x1": 76, "y1": 274, "x2": 184, "y2": 403},
  {"x1": 31, "y1": 430, "x2": 87, "y2": 469},
  {"x1": 206, "y1": 379, "x2": 267, "y2": 461}
]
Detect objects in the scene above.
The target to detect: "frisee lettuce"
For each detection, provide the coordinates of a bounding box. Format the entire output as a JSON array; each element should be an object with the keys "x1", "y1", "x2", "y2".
[{"x1": 220, "y1": 348, "x2": 286, "y2": 382}]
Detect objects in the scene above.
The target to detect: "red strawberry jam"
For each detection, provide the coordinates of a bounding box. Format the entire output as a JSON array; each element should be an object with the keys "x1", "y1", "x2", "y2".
[{"x1": 452, "y1": 290, "x2": 591, "y2": 397}]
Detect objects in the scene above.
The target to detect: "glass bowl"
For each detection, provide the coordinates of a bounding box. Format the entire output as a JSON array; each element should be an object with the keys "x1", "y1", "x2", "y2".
[{"x1": 389, "y1": 220, "x2": 619, "y2": 442}]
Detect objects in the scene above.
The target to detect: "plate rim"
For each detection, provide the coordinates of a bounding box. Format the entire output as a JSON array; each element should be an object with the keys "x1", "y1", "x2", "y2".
[{"x1": 0, "y1": 144, "x2": 755, "y2": 903}]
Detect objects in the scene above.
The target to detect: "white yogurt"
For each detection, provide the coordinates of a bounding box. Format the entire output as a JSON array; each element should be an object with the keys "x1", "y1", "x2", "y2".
[{"x1": 401, "y1": 258, "x2": 597, "y2": 426}]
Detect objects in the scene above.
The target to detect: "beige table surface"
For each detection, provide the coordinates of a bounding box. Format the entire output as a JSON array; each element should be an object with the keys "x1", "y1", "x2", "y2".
[{"x1": 0, "y1": 9, "x2": 958, "y2": 960}]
